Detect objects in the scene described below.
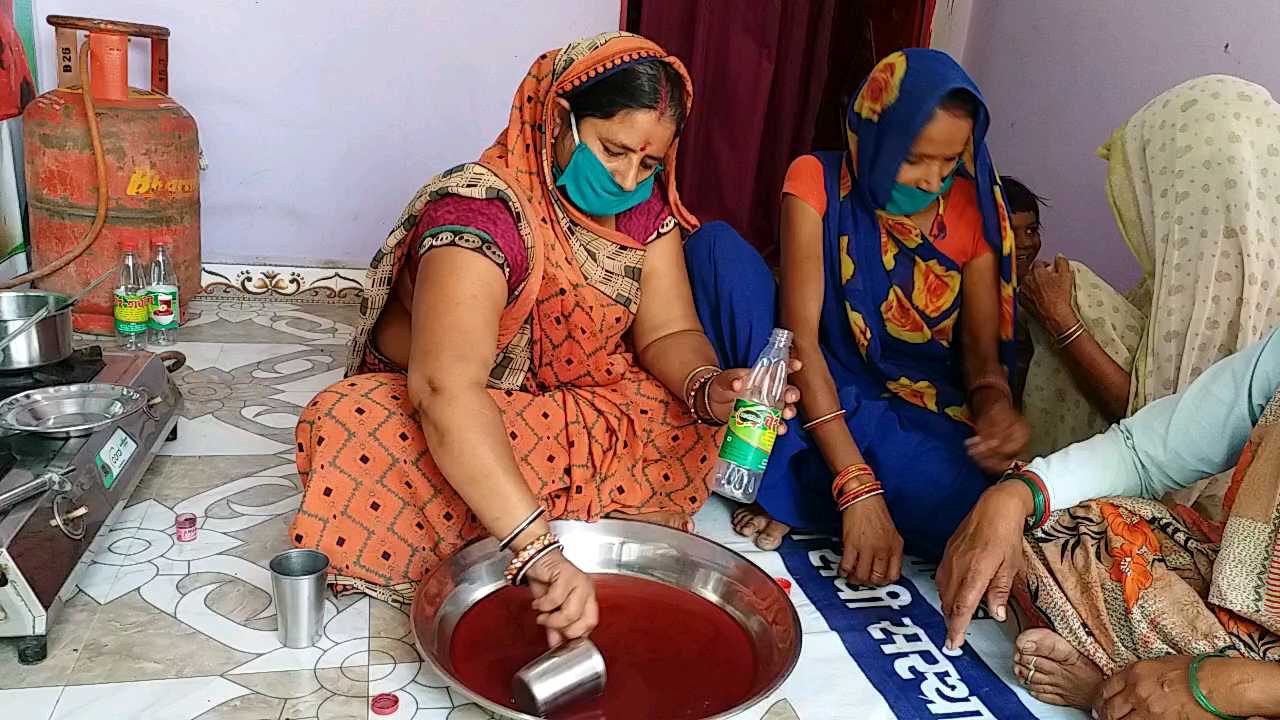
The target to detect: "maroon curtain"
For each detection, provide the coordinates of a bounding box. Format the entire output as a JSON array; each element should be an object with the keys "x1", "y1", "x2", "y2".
[{"x1": 634, "y1": 0, "x2": 836, "y2": 262}]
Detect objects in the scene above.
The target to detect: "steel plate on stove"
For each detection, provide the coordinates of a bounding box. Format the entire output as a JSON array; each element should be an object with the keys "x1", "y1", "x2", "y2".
[{"x1": 0, "y1": 383, "x2": 148, "y2": 438}]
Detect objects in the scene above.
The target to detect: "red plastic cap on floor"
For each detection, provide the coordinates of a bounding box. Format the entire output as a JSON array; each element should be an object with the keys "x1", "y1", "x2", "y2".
[{"x1": 370, "y1": 693, "x2": 399, "y2": 715}]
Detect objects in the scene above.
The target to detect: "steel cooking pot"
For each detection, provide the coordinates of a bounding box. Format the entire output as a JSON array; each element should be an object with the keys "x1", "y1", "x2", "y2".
[{"x1": 0, "y1": 291, "x2": 75, "y2": 370}]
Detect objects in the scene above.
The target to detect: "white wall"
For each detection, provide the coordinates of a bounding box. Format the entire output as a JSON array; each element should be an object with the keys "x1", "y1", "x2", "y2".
[
  {"x1": 964, "y1": 0, "x2": 1280, "y2": 289},
  {"x1": 30, "y1": 0, "x2": 618, "y2": 266}
]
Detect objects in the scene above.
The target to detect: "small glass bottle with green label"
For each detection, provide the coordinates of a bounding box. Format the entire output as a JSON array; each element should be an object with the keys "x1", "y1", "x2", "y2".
[
  {"x1": 713, "y1": 328, "x2": 793, "y2": 503},
  {"x1": 114, "y1": 237, "x2": 148, "y2": 351},
  {"x1": 147, "y1": 237, "x2": 179, "y2": 346}
]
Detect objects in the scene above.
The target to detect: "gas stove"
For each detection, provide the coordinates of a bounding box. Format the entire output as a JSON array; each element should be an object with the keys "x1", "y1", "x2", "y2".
[{"x1": 0, "y1": 347, "x2": 182, "y2": 664}]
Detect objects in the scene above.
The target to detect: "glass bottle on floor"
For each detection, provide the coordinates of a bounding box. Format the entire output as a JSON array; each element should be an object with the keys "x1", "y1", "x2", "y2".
[{"x1": 147, "y1": 237, "x2": 179, "y2": 346}]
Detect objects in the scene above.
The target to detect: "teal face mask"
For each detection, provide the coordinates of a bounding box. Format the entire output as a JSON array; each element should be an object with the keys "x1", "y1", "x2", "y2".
[
  {"x1": 884, "y1": 166, "x2": 958, "y2": 216},
  {"x1": 554, "y1": 113, "x2": 660, "y2": 216}
]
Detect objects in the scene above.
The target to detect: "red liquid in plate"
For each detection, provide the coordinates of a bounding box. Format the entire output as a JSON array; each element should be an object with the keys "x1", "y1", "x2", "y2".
[{"x1": 449, "y1": 574, "x2": 757, "y2": 719}]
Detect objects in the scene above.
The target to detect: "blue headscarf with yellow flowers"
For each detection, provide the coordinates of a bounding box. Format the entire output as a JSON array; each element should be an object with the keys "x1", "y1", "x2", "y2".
[{"x1": 813, "y1": 49, "x2": 1016, "y2": 424}]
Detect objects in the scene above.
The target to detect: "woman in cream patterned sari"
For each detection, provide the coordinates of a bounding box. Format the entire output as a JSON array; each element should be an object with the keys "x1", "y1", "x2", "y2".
[{"x1": 1020, "y1": 76, "x2": 1280, "y2": 503}]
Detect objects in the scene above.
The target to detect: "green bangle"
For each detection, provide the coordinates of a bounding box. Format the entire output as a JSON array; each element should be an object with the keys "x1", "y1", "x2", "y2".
[
  {"x1": 1189, "y1": 651, "x2": 1244, "y2": 720},
  {"x1": 1010, "y1": 474, "x2": 1046, "y2": 529}
]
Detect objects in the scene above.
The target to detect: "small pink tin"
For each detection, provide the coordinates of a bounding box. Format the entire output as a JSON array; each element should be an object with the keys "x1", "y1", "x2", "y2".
[{"x1": 175, "y1": 513, "x2": 197, "y2": 542}]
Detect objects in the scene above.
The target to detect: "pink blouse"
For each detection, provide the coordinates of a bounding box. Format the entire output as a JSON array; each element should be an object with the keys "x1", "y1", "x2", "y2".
[{"x1": 410, "y1": 183, "x2": 676, "y2": 296}]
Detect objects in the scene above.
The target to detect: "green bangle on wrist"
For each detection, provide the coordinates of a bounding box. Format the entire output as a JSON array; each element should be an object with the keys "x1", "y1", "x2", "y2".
[
  {"x1": 1006, "y1": 472, "x2": 1046, "y2": 530},
  {"x1": 1189, "y1": 650, "x2": 1244, "y2": 720}
]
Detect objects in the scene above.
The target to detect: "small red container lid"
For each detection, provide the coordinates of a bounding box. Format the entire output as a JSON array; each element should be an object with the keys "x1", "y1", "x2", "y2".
[
  {"x1": 174, "y1": 513, "x2": 197, "y2": 529},
  {"x1": 153, "y1": 236, "x2": 173, "y2": 246},
  {"x1": 370, "y1": 693, "x2": 398, "y2": 716},
  {"x1": 120, "y1": 237, "x2": 138, "y2": 251}
]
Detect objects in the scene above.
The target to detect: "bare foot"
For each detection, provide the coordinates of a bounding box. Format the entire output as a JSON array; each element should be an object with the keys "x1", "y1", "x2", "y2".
[
  {"x1": 1012, "y1": 628, "x2": 1104, "y2": 709},
  {"x1": 731, "y1": 503, "x2": 790, "y2": 551},
  {"x1": 607, "y1": 509, "x2": 693, "y2": 533}
]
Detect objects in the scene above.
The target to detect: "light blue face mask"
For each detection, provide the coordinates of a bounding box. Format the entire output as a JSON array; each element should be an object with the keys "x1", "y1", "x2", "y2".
[
  {"x1": 884, "y1": 164, "x2": 959, "y2": 216},
  {"x1": 554, "y1": 113, "x2": 660, "y2": 216}
]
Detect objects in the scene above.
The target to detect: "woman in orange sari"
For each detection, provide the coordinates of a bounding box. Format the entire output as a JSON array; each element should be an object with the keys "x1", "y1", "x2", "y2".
[{"x1": 289, "y1": 33, "x2": 796, "y2": 645}]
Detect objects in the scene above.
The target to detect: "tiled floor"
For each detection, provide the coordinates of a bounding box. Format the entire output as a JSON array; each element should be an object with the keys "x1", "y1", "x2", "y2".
[
  {"x1": 0, "y1": 298, "x2": 1062, "y2": 720},
  {"x1": 0, "y1": 300, "x2": 489, "y2": 720}
]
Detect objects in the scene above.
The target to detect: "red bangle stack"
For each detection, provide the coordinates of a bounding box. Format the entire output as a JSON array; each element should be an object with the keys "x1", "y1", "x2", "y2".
[
  {"x1": 831, "y1": 463, "x2": 883, "y2": 512},
  {"x1": 836, "y1": 480, "x2": 884, "y2": 512},
  {"x1": 831, "y1": 463, "x2": 873, "y2": 498}
]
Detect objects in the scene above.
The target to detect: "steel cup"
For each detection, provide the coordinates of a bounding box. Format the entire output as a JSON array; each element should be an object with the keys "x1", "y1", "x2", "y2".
[
  {"x1": 269, "y1": 548, "x2": 328, "y2": 649},
  {"x1": 511, "y1": 637, "x2": 607, "y2": 715}
]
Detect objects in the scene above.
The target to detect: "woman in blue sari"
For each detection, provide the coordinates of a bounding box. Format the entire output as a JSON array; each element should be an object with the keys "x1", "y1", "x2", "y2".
[{"x1": 687, "y1": 50, "x2": 1028, "y2": 582}]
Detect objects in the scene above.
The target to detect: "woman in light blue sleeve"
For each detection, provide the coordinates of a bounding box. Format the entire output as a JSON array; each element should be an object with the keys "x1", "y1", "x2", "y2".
[{"x1": 937, "y1": 327, "x2": 1280, "y2": 719}]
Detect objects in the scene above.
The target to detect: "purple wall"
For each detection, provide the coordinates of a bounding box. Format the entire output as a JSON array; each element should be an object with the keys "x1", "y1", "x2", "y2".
[
  {"x1": 31, "y1": 0, "x2": 618, "y2": 266},
  {"x1": 963, "y1": 0, "x2": 1280, "y2": 288}
]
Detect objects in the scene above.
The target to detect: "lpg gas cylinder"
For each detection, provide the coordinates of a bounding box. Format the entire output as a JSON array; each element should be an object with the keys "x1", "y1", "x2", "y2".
[{"x1": 24, "y1": 15, "x2": 199, "y2": 335}]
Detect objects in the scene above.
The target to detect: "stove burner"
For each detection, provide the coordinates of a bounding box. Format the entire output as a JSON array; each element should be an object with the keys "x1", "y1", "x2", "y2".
[
  {"x1": 0, "y1": 346, "x2": 106, "y2": 402},
  {"x1": 0, "y1": 347, "x2": 180, "y2": 664}
]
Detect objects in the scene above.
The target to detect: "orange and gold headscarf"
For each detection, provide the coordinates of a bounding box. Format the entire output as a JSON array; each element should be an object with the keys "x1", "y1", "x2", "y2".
[{"x1": 348, "y1": 33, "x2": 697, "y2": 377}]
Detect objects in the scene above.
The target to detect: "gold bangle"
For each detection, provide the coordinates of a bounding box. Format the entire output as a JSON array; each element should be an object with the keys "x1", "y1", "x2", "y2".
[
  {"x1": 1053, "y1": 319, "x2": 1084, "y2": 340},
  {"x1": 802, "y1": 409, "x2": 846, "y2": 430},
  {"x1": 698, "y1": 374, "x2": 725, "y2": 425},
  {"x1": 681, "y1": 364, "x2": 720, "y2": 404},
  {"x1": 1053, "y1": 319, "x2": 1084, "y2": 342},
  {"x1": 1056, "y1": 322, "x2": 1088, "y2": 349},
  {"x1": 686, "y1": 369, "x2": 720, "y2": 422}
]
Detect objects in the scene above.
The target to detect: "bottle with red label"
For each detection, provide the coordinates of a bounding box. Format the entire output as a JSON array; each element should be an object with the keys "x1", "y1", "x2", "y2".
[{"x1": 146, "y1": 237, "x2": 179, "y2": 346}]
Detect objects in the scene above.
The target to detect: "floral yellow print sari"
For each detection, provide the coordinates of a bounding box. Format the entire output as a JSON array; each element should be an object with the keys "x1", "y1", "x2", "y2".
[
  {"x1": 837, "y1": 50, "x2": 1017, "y2": 423},
  {"x1": 1015, "y1": 389, "x2": 1280, "y2": 672},
  {"x1": 716, "y1": 49, "x2": 1017, "y2": 561}
]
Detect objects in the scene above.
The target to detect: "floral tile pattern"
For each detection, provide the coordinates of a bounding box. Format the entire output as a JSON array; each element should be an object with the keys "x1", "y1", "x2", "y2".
[
  {"x1": 0, "y1": 300, "x2": 491, "y2": 720},
  {"x1": 199, "y1": 264, "x2": 366, "y2": 305}
]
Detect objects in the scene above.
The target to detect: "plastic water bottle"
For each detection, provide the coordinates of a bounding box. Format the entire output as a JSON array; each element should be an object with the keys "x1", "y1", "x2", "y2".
[
  {"x1": 114, "y1": 237, "x2": 148, "y2": 351},
  {"x1": 147, "y1": 237, "x2": 179, "y2": 346},
  {"x1": 713, "y1": 328, "x2": 793, "y2": 503}
]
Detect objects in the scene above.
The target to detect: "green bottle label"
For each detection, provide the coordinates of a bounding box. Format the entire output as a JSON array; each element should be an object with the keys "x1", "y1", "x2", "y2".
[
  {"x1": 113, "y1": 291, "x2": 149, "y2": 335},
  {"x1": 717, "y1": 399, "x2": 782, "y2": 472},
  {"x1": 147, "y1": 285, "x2": 179, "y2": 329}
]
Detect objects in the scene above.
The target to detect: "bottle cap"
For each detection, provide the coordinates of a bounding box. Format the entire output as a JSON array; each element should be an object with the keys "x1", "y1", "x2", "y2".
[
  {"x1": 120, "y1": 237, "x2": 138, "y2": 252},
  {"x1": 370, "y1": 693, "x2": 399, "y2": 716},
  {"x1": 153, "y1": 236, "x2": 173, "y2": 246}
]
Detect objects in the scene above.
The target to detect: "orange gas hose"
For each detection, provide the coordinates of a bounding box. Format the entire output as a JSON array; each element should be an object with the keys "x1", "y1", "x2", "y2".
[{"x1": 0, "y1": 40, "x2": 108, "y2": 289}]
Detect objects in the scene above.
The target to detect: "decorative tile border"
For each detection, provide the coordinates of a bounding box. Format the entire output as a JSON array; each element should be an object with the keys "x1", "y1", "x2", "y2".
[{"x1": 198, "y1": 264, "x2": 367, "y2": 305}]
